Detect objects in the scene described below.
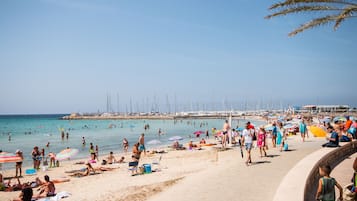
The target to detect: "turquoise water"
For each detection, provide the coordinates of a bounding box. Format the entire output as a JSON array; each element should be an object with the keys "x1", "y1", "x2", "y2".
[{"x1": 0, "y1": 114, "x2": 263, "y2": 170}]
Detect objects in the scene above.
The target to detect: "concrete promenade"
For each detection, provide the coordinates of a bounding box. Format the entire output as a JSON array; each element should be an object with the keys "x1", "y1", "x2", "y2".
[{"x1": 148, "y1": 136, "x2": 355, "y2": 201}]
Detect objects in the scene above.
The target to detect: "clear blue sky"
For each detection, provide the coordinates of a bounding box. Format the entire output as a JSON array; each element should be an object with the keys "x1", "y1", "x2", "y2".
[{"x1": 0, "y1": 0, "x2": 356, "y2": 114}]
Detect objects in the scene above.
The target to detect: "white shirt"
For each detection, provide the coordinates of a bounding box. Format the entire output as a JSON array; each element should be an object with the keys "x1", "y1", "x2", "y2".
[{"x1": 242, "y1": 128, "x2": 253, "y2": 143}]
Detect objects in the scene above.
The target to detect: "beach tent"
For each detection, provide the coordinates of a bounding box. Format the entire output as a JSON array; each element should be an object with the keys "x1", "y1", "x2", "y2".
[{"x1": 309, "y1": 126, "x2": 327, "y2": 138}]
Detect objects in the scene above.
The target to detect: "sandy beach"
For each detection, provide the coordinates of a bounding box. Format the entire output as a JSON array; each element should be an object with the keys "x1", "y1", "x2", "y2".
[{"x1": 2, "y1": 133, "x2": 345, "y2": 201}]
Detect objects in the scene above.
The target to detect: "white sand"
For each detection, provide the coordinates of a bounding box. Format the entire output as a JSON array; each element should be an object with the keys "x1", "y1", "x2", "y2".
[{"x1": 1, "y1": 135, "x2": 327, "y2": 201}]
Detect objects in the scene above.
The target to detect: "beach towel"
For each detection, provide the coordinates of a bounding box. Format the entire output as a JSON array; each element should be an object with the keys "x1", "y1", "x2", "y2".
[{"x1": 37, "y1": 191, "x2": 71, "y2": 201}]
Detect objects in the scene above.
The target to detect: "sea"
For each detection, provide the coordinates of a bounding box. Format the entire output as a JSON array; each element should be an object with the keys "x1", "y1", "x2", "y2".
[{"x1": 0, "y1": 114, "x2": 264, "y2": 170}]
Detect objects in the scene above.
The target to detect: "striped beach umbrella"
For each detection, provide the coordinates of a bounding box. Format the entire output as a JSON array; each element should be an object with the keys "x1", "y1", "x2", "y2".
[
  {"x1": 55, "y1": 148, "x2": 79, "y2": 161},
  {"x1": 0, "y1": 152, "x2": 22, "y2": 163}
]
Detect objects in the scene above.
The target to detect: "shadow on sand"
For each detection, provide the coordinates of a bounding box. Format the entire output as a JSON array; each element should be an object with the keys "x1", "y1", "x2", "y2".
[
  {"x1": 265, "y1": 154, "x2": 280, "y2": 158},
  {"x1": 250, "y1": 161, "x2": 271, "y2": 166}
]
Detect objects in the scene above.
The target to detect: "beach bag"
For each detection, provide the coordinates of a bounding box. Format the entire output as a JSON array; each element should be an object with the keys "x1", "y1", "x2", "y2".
[
  {"x1": 283, "y1": 142, "x2": 288, "y2": 151},
  {"x1": 343, "y1": 184, "x2": 357, "y2": 201}
]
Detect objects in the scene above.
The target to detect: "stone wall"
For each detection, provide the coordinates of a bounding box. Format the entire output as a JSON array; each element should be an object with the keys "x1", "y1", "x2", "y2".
[{"x1": 304, "y1": 141, "x2": 357, "y2": 201}]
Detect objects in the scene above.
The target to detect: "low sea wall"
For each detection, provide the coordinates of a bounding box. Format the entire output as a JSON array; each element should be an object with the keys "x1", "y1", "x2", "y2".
[{"x1": 304, "y1": 141, "x2": 357, "y2": 201}]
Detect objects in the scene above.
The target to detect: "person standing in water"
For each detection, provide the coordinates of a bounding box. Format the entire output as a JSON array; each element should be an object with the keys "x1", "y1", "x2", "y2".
[{"x1": 122, "y1": 138, "x2": 129, "y2": 153}]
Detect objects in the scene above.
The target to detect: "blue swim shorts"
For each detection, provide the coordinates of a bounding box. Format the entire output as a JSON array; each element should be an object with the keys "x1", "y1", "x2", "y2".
[
  {"x1": 245, "y1": 143, "x2": 252, "y2": 150},
  {"x1": 139, "y1": 144, "x2": 145, "y2": 151}
]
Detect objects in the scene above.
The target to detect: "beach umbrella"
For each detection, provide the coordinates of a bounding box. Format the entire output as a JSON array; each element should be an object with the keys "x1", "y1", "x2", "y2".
[
  {"x1": 55, "y1": 148, "x2": 79, "y2": 161},
  {"x1": 0, "y1": 152, "x2": 22, "y2": 163},
  {"x1": 169, "y1": 136, "x2": 183, "y2": 141},
  {"x1": 309, "y1": 126, "x2": 327, "y2": 138},
  {"x1": 333, "y1": 116, "x2": 346, "y2": 122},
  {"x1": 147, "y1": 139, "x2": 162, "y2": 145},
  {"x1": 193, "y1": 131, "x2": 204, "y2": 135}
]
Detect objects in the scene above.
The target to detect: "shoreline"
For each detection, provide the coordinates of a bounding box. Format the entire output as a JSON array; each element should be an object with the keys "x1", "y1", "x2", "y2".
[{"x1": 60, "y1": 114, "x2": 266, "y2": 121}]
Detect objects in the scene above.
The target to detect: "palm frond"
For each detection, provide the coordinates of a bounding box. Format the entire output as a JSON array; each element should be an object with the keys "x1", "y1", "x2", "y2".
[
  {"x1": 288, "y1": 15, "x2": 338, "y2": 36},
  {"x1": 334, "y1": 6, "x2": 357, "y2": 29},
  {"x1": 270, "y1": 0, "x2": 357, "y2": 10},
  {"x1": 265, "y1": 5, "x2": 340, "y2": 19}
]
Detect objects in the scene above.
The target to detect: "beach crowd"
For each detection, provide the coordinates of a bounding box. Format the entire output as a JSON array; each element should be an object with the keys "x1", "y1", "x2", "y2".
[{"x1": 1, "y1": 114, "x2": 357, "y2": 201}]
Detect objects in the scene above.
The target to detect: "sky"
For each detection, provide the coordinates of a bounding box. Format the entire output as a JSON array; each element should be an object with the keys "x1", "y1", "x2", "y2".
[{"x1": 0, "y1": 0, "x2": 356, "y2": 114}]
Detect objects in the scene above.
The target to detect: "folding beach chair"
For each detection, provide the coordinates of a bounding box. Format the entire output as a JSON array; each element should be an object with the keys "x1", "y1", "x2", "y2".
[{"x1": 128, "y1": 161, "x2": 139, "y2": 176}]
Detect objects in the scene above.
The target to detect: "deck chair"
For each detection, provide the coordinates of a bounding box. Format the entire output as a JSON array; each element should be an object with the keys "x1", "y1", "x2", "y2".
[{"x1": 128, "y1": 161, "x2": 139, "y2": 175}]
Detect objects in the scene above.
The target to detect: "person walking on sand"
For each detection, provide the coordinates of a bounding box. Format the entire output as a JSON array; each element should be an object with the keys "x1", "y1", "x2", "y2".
[
  {"x1": 242, "y1": 124, "x2": 253, "y2": 166},
  {"x1": 315, "y1": 165, "x2": 343, "y2": 201},
  {"x1": 300, "y1": 120, "x2": 308, "y2": 142},
  {"x1": 271, "y1": 122, "x2": 277, "y2": 148},
  {"x1": 138, "y1": 133, "x2": 146, "y2": 156},
  {"x1": 222, "y1": 120, "x2": 230, "y2": 148},
  {"x1": 257, "y1": 127, "x2": 267, "y2": 157}
]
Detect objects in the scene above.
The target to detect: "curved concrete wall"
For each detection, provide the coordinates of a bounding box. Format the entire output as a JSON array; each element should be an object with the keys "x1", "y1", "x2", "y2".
[{"x1": 304, "y1": 141, "x2": 357, "y2": 201}]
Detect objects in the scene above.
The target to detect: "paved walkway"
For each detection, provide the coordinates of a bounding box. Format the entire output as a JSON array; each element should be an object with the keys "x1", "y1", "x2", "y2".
[{"x1": 148, "y1": 135, "x2": 332, "y2": 201}]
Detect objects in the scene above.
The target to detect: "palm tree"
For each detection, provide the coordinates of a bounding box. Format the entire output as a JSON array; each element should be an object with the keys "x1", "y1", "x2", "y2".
[{"x1": 265, "y1": 0, "x2": 357, "y2": 36}]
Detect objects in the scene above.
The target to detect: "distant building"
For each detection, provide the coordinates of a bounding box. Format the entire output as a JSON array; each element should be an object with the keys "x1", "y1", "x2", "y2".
[{"x1": 301, "y1": 105, "x2": 349, "y2": 113}]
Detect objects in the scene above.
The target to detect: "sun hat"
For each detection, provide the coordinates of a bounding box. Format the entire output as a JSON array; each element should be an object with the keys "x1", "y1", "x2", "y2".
[{"x1": 16, "y1": 149, "x2": 22, "y2": 153}]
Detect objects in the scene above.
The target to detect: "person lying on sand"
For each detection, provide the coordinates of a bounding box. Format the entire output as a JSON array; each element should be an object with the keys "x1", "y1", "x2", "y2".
[
  {"x1": 171, "y1": 141, "x2": 185, "y2": 150},
  {"x1": 105, "y1": 152, "x2": 125, "y2": 164},
  {"x1": 4, "y1": 177, "x2": 24, "y2": 192},
  {"x1": 68, "y1": 162, "x2": 96, "y2": 177},
  {"x1": 32, "y1": 175, "x2": 56, "y2": 199}
]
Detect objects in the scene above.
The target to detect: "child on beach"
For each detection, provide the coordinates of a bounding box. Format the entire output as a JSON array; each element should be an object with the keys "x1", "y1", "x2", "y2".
[{"x1": 315, "y1": 165, "x2": 343, "y2": 201}]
